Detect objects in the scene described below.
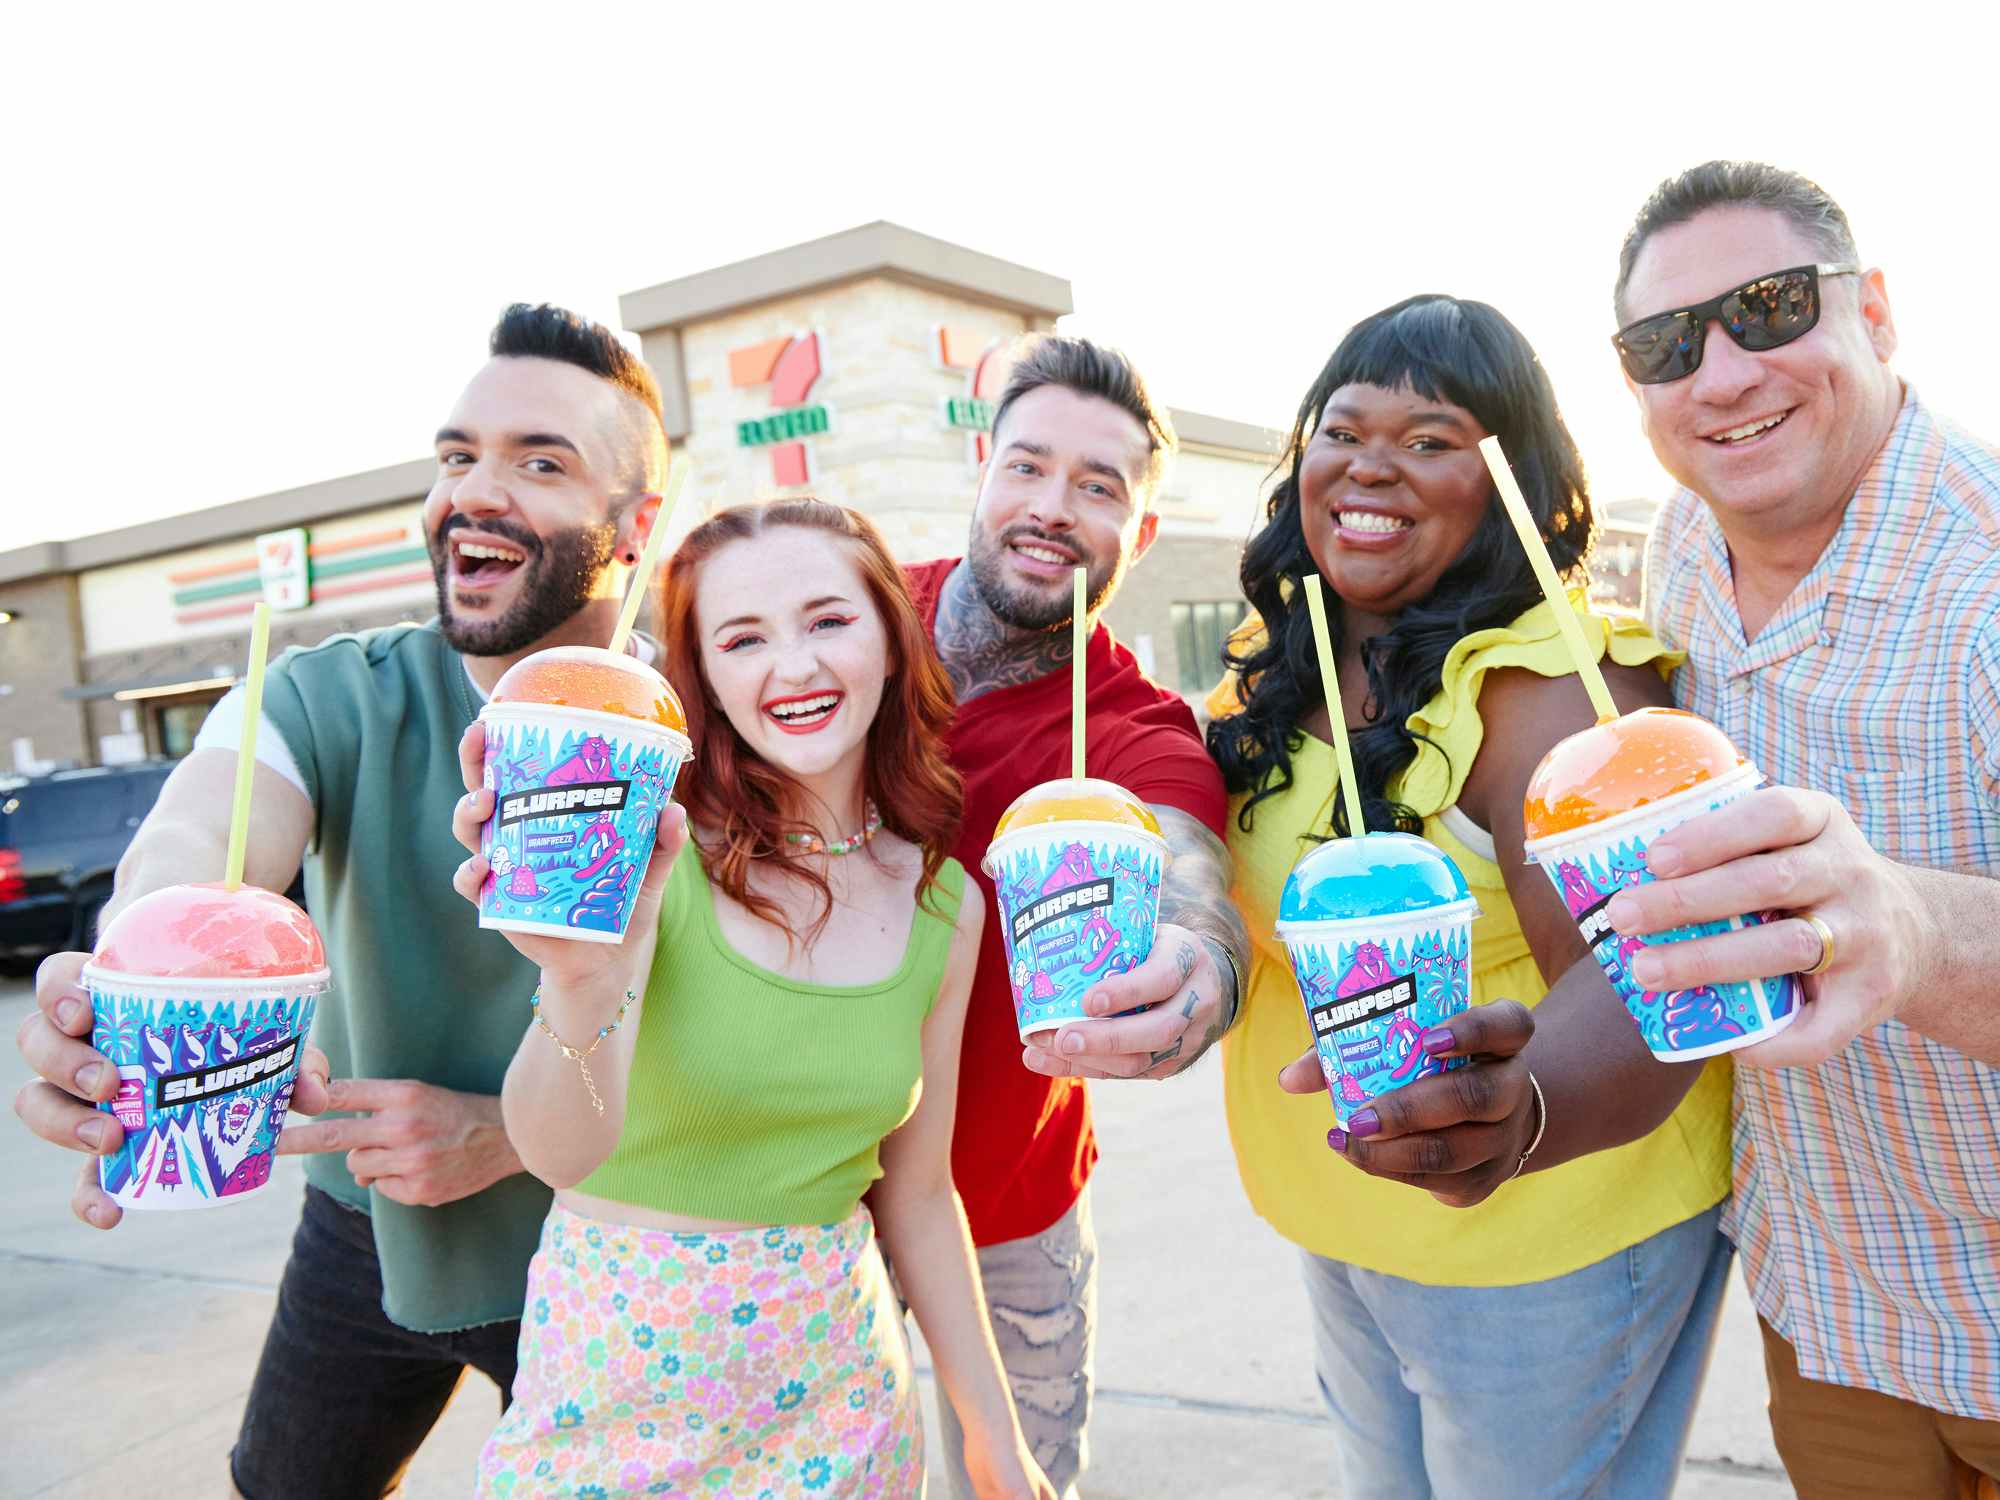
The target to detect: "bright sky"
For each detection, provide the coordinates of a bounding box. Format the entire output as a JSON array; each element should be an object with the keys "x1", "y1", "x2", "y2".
[{"x1": 11, "y1": 4, "x2": 1993, "y2": 549}]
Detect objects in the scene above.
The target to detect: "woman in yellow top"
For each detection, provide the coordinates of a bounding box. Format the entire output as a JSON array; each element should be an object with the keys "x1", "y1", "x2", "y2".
[{"x1": 1205, "y1": 295, "x2": 1734, "y2": 1500}]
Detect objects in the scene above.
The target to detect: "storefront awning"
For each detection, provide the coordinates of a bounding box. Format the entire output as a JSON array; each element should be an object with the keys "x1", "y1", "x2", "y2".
[{"x1": 63, "y1": 672, "x2": 239, "y2": 703}]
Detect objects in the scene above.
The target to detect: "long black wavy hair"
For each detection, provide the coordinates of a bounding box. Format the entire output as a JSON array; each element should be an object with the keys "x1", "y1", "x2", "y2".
[{"x1": 1207, "y1": 294, "x2": 1594, "y2": 835}]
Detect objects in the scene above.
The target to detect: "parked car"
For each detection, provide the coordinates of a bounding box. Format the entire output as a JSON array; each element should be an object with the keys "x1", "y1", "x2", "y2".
[{"x1": 0, "y1": 760, "x2": 309, "y2": 964}]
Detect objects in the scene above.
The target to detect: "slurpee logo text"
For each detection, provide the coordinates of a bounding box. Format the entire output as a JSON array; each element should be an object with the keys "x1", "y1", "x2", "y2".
[
  {"x1": 497, "y1": 780, "x2": 631, "y2": 827},
  {"x1": 1310, "y1": 976, "x2": 1418, "y2": 1036},
  {"x1": 1573, "y1": 890, "x2": 1616, "y2": 946},
  {"x1": 157, "y1": 1036, "x2": 301, "y2": 1107},
  {"x1": 1011, "y1": 881, "x2": 1114, "y2": 943}
]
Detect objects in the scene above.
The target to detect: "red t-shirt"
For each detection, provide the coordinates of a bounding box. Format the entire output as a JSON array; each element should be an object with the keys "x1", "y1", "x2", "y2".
[{"x1": 904, "y1": 559, "x2": 1229, "y2": 1246}]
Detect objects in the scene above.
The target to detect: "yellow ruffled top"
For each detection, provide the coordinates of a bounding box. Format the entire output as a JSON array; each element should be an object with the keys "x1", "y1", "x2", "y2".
[{"x1": 1207, "y1": 596, "x2": 1733, "y2": 1286}]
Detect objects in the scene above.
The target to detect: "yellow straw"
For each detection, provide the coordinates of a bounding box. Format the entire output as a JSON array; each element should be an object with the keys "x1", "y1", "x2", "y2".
[
  {"x1": 1071, "y1": 567, "x2": 1087, "y2": 782},
  {"x1": 223, "y1": 602, "x2": 273, "y2": 891},
  {"x1": 1478, "y1": 435, "x2": 1619, "y2": 723},
  {"x1": 1301, "y1": 575, "x2": 1368, "y2": 839},
  {"x1": 607, "y1": 458, "x2": 691, "y2": 657}
]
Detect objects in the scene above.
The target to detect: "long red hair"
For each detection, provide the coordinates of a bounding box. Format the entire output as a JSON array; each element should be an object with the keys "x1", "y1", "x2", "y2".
[{"x1": 661, "y1": 499, "x2": 963, "y2": 937}]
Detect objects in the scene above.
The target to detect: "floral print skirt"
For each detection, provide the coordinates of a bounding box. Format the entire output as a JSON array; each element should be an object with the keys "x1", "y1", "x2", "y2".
[{"x1": 476, "y1": 1201, "x2": 924, "y2": 1498}]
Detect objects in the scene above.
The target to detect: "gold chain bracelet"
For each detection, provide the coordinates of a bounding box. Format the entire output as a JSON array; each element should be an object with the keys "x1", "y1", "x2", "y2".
[{"x1": 529, "y1": 986, "x2": 636, "y2": 1116}]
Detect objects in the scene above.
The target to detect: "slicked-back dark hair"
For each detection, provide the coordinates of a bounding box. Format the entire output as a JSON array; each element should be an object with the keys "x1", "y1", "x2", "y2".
[
  {"x1": 1207, "y1": 294, "x2": 1593, "y2": 836},
  {"x1": 1614, "y1": 161, "x2": 1860, "y2": 323},
  {"x1": 989, "y1": 334, "x2": 1177, "y2": 498},
  {"x1": 489, "y1": 303, "x2": 668, "y2": 496}
]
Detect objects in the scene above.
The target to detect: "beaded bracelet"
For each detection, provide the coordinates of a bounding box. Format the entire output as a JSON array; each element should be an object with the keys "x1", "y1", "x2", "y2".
[{"x1": 529, "y1": 986, "x2": 636, "y2": 1117}]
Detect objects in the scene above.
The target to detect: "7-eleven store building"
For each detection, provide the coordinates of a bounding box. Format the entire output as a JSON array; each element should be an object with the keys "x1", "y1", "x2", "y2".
[{"x1": 0, "y1": 223, "x2": 1296, "y2": 773}]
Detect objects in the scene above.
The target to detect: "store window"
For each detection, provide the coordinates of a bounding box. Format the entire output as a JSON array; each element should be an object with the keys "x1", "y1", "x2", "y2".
[
  {"x1": 152, "y1": 693, "x2": 228, "y2": 759},
  {"x1": 1171, "y1": 600, "x2": 1249, "y2": 696}
]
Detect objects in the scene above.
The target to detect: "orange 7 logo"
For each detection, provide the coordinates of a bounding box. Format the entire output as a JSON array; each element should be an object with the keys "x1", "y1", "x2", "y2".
[
  {"x1": 934, "y1": 326, "x2": 1014, "y2": 466},
  {"x1": 728, "y1": 331, "x2": 825, "y2": 487}
]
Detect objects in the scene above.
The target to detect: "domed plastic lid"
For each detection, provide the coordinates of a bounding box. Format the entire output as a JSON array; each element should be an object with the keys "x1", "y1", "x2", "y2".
[
  {"x1": 1523, "y1": 707, "x2": 1745, "y2": 840},
  {"x1": 1278, "y1": 832, "x2": 1472, "y2": 923},
  {"x1": 489, "y1": 645, "x2": 687, "y2": 732},
  {"x1": 990, "y1": 777, "x2": 1162, "y2": 842},
  {"x1": 92, "y1": 882, "x2": 327, "y2": 979}
]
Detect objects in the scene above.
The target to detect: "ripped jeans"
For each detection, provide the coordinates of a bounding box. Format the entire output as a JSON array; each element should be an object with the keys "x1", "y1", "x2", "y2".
[{"x1": 935, "y1": 1191, "x2": 1097, "y2": 1500}]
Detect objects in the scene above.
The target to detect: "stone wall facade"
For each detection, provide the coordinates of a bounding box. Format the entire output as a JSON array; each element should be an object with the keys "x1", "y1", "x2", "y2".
[{"x1": 0, "y1": 574, "x2": 90, "y2": 772}]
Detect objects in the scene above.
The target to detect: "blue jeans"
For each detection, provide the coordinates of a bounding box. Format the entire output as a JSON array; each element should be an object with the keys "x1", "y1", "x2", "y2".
[{"x1": 1301, "y1": 1204, "x2": 1732, "y2": 1500}]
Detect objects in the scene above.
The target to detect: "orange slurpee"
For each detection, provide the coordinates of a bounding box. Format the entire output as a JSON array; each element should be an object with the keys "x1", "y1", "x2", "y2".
[
  {"x1": 1522, "y1": 707, "x2": 1800, "y2": 1060},
  {"x1": 983, "y1": 777, "x2": 1167, "y2": 1038},
  {"x1": 477, "y1": 646, "x2": 693, "y2": 943}
]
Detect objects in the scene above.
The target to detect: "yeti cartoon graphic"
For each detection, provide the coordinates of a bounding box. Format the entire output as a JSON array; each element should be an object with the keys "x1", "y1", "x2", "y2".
[
  {"x1": 202, "y1": 1081, "x2": 288, "y2": 1197},
  {"x1": 1335, "y1": 941, "x2": 1397, "y2": 999},
  {"x1": 546, "y1": 735, "x2": 615, "y2": 786}
]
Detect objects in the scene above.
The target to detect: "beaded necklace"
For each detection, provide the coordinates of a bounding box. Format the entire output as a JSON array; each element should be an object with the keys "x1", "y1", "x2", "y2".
[{"x1": 784, "y1": 801, "x2": 882, "y2": 857}]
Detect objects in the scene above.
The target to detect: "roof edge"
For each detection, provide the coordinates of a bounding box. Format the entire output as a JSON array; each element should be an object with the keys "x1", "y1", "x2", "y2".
[
  {"x1": 1168, "y1": 407, "x2": 1286, "y2": 458},
  {"x1": 619, "y1": 221, "x2": 1073, "y2": 332},
  {"x1": 0, "y1": 457, "x2": 435, "y2": 581}
]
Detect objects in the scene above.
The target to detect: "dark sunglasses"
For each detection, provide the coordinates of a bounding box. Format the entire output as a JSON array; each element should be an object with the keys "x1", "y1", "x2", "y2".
[{"x1": 1612, "y1": 263, "x2": 1861, "y2": 385}]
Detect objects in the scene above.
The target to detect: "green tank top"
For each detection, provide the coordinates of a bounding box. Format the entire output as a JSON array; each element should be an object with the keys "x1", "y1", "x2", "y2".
[{"x1": 579, "y1": 849, "x2": 967, "y2": 1224}]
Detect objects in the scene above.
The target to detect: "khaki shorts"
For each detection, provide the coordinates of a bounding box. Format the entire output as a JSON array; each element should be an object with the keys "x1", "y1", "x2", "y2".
[{"x1": 1761, "y1": 1315, "x2": 2000, "y2": 1499}]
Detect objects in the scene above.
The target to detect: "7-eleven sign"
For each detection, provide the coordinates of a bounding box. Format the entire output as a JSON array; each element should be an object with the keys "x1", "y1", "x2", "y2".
[
  {"x1": 729, "y1": 330, "x2": 827, "y2": 487},
  {"x1": 256, "y1": 528, "x2": 311, "y2": 611},
  {"x1": 933, "y1": 326, "x2": 1015, "y2": 468}
]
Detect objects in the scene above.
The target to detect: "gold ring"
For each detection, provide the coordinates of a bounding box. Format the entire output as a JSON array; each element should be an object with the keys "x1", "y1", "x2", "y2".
[{"x1": 1800, "y1": 912, "x2": 1836, "y2": 976}]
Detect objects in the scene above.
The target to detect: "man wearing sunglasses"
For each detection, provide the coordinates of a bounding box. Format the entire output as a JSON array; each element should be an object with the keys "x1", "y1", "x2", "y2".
[
  {"x1": 1322, "y1": 160, "x2": 2000, "y2": 1496},
  {"x1": 1606, "y1": 161, "x2": 2000, "y2": 1495}
]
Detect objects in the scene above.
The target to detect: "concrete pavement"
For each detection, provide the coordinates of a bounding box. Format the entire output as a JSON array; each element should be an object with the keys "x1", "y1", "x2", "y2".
[{"x1": 0, "y1": 977, "x2": 1790, "y2": 1497}]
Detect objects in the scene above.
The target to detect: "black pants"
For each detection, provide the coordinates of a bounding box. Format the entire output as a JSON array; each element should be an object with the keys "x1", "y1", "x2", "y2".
[{"x1": 229, "y1": 1186, "x2": 522, "y2": 1499}]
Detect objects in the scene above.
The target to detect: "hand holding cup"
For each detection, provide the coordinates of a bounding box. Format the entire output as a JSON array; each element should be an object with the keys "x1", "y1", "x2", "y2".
[
  {"x1": 451, "y1": 720, "x2": 689, "y2": 992},
  {"x1": 1280, "y1": 999, "x2": 1538, "y2": 1207}
]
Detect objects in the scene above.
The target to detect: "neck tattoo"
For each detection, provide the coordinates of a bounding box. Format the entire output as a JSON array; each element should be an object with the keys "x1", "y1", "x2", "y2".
[{"x1": 933, "y1": 562, "x2": 1077, "y2": 705}]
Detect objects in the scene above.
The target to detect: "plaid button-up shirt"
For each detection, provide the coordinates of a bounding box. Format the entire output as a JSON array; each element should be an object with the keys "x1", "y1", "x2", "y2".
[{"x1": 1643, "y1": 390, "x2": 2000, "y2": 1418}]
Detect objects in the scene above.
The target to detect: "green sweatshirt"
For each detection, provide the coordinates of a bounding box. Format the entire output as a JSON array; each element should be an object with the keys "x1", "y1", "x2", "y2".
[{"x1": 263, "y1": 621, "x2": 551, "y2": 1332}]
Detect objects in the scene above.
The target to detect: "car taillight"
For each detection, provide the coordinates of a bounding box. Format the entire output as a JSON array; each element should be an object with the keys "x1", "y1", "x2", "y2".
[{"x1": 0, "y1": 849, "x2": 21, "y2": 904}]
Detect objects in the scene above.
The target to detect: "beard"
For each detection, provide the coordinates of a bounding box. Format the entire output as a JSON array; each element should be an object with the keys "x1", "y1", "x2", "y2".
[
  {"x1": 431, "y1": 515, "x2": 619, "y2": 657},
  {"x1": 964, "y1": 523, "x2": 1124, "y2": 631}
]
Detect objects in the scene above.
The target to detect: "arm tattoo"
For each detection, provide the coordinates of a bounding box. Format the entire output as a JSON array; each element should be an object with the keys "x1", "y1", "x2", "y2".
[
  {"x1": 1152, "y1": 805, "x2": 1250, "y2": 1033},
  {"x1": 932, "y1": 560, "x2": 1074, "y2": 704}
]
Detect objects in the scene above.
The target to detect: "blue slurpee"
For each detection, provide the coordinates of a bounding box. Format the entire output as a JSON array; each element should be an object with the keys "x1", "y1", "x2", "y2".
[{"x1": 1276, "y1": 832, "x2": 1479, "y2": 1131}]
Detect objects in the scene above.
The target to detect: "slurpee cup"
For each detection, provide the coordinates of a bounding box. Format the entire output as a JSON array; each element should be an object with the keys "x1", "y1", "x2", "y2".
[
  {"x1": 1522, "y1": 706, "x2": 1799, "y2": 1061},
  {"x1": 85, "y1": 882, "x2": 329, "y2": 1211},
  {"x1": 478, "y1": 645, "x2": 693, "y2": 943},
  {"x1": 1276, "y1": 832, "x2": 1479, "y2": 1130},
  {"x1": 982, "y1": 777, "x2": 1168, "y2": 1039}
]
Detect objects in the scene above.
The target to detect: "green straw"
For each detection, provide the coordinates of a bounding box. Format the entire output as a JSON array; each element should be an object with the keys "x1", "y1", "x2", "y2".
[
  {"x1": 223, "y1": 602, "x2": 273, "y2": 891},
  {"x1": 1478, "y1": 435, "x2": 1619, "y2": 723},
  {"x1": 1301, "y1": 575, "x2": 1367, "y2": 838},
  {"x1": 607, "y1": 459, "x2": 692, "y2": 658},
  {"x1": 1071, "y1": 567, "x2": 1087, "y2": 782}
]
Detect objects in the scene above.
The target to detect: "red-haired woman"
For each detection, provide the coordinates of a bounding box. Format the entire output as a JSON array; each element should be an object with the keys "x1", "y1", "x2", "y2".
[{"x1": 451, "y1": 500, "x2": 1054, "y2": 1499}]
